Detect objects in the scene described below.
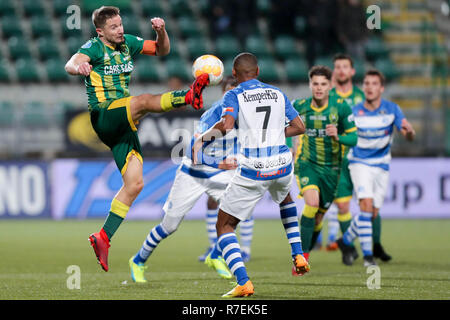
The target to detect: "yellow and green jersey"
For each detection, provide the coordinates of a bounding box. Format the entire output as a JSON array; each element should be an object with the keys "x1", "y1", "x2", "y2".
[
  {"x1": 330, "y1": 85, "x2": 364, "y2": 159},
  {"x1": 78, "y1": 34, "x2": 146, "y2": 107},
  {"x1": 293, "y1": 95, "x2": 356, "y2": 168}
]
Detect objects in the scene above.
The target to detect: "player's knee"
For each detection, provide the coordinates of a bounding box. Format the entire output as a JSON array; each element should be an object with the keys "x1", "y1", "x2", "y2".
[
  {"x1": 161, "y1": 215, "x2": 181, "y2": 235},
  {"x1": 337, "y1": 202, "x2": 350, "y2": 213},
  {"x1": 127, "y1": 179, "x2": 144, "y2": 197},
  {"x1": 359, "y1": 198, "x2": 373, "y2": 212}
]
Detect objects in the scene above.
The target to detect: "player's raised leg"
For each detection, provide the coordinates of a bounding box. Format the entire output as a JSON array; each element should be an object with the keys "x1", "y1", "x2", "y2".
[
  {"x1": 129, "y1": 73, "x2": 209, "y2": 119},
  {"x1": 89, "y1": 154, "x2": 143, "y2": 271}
]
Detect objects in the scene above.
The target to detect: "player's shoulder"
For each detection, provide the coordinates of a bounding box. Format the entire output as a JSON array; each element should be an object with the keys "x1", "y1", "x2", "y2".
[
  {"x1": 124, "y1": 34, "x2": 144, "y2": 43},
  {"x1": 351, "y1": 101, "x2": 365, "y2": 114},
  {"x1": 81, "y1": 37, "x2": 101, "y2": 49},
  {"x1": 292, "y1": 97, "x2": 310, "y2": 108},
  {"x1": 331, "y1": 94, "x2": 350, "y2": 108}
]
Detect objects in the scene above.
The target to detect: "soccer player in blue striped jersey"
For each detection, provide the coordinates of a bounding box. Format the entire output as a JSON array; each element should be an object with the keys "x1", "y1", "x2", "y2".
[
  {"x1": 129, "y1": 76, "x2": 241, "y2": 282},
  {"x1": 337, "y1": 69, "x2": 415, "y2": 266},
  {"x1": 193, "y1": 53, "x2": 309, "y2": 298}
]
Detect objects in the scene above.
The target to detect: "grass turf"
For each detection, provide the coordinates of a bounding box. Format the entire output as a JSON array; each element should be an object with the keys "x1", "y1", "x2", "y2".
[{"x1": 0, "y1": 219, "x2": 449, "y2": 300}]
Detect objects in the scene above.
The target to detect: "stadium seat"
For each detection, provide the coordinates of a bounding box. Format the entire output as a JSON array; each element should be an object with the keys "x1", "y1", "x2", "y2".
[
  {"x1": 314, "y1": 56, "x2": 334, "y2": 69},
  {"x1": 274, "y1": 35, "x2": 299, "y2": 60},
  {"x1": 8, "y1": 37, "x2": 32, "y2": 60},
  {"x1": 215, "y1": 35, "x2": 241, "y2": 60},
  {"x1": 353, "y1": 59, "x2": 365, "y2": 82},
  {"x1": 53, "y1": 0, "x2": 74, "y2": 16},
  {"x1": 81, "y1": 0, "x2": 132, "y2": 16},
  {"x1": 186, "y1": 36, "x2": 208, "y2": 60},
  {"x1": 178, "y1": 16, "x2": 201, "y2": 39},
  {"x1": 294, "y1": 16, "x2": 307, "y2": 38},
  {"x1": 0, "y1": 0, "x2": 15, "y2": 17},
  {"x1": 0, "y1": 101, "x2": 14, "y2": 125},
  {"x1": 365, "y1": 37, "x2": 389, "y2": 61},
  {"x1": 122, "y1": 14, "x2": 142, "y2": 36},
  {"x1": 0, "y1": 61, "x2": 9, "y2": 82},
  {"x1": 45, "y1": 59, "x2": 69, "y2": 82},
  {"x1": 1, "y1": 16, "x2": 23, "y2": 38},
  {"x1": 245, "y1": 35, "x2": 271, "y2": 59},
  {"x1": 285, "y1": 57, "x2": 309, "y2": 82},
  {"x1": 258, "y1": 57, "x2": 280, "y2": 82},
  {"x1": 141, "y1": 1, "x2": 165, "y2": 17},
  {"x1": 168, "y1": 0, "x2": 192, "y2": 17},
  {"x1": 67, "y1": 36, "x2": 86, "y2": 55},
  {"x1": 135, "y1": 59, "x2": 160, "y2": 82},
  {"x1": 166, "y1": 57, "x2": 190, "y2": 81},
  {"x1": 31, "y1": 15, "x2": 53, "y2": 38},
  {"x1": 15, "y1": 58, "x2": 40, "y2": 82},
  {"x1": 37, "y1": 36, "x2": 61, "y2": 60},
  {"x1": 22, "y1": 0, "x2": 45, "y2": 17},
  {"x1": 374, "y1": 58, "x2": 399, "y2": 82},
  {"x1": 257, "y1": 0, "x2": 270, "y2": 15},
  {"x1": 23, "y1": 101, "x2": 49, "y2": 126},
  {"x1": 223, "y1": 58, "x2": 233, "y2": 75}
]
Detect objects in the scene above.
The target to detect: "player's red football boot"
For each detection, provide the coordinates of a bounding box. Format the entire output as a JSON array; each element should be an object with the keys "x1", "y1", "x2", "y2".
[
  {"x1": 88, "y1": 229, "x2": 110, "y2": 272},
  {"x1": 185, "y1": 73, "x2": 210, "y2": 110},
  {"x1": 291, "y1": 254, "x2": 310, "y2": 276},
  {"x1": 292, "y1": 253, "x2": 310, "y2": 276}
]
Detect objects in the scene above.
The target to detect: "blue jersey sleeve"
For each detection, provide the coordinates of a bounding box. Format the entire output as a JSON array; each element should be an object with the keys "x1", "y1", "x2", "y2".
[
  {"x1": 221, "y1": 91, "x2": 239, "y2": 119},
  {"x1": 393, "y1": 103, "x2": 405, "y2": 130},
  {"x1": 284, "y1": 94, "x2": 299, "y2": 121}
]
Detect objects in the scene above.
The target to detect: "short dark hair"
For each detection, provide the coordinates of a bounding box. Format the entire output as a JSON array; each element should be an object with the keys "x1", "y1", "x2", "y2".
[
  {"x1": 308, "y1": 65, "x2": 332, "y2": 81},
  {"x1": 233, "y1": 52, "x2": 258, "y2": 77},
  {"x1": 364, "y1": 69, "x2": 386, "y2": 86},
  {"x1": 92, "y1": 6, "x2": 120, "y2": 28},
  {"x1": 221, "y1": 75, "x2": 238, "y2": 92},
  {"x1": 333, "y1": 53, "x2": 354, "y2": 68}
]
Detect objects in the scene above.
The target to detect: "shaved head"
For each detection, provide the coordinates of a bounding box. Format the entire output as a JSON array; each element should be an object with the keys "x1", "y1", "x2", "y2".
[{"x1": 232, "y1": 52, "x2": 259, "y2": 79}]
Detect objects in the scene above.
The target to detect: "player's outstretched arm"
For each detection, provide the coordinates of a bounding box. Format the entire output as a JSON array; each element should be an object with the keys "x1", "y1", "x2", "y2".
[
  {"x1": 151, "y1": 17, "x2": 170, "y2": 56},
  {"x1": 400, "y1": 118, "x2": 415, "y2": 141},
  {"x1": 285, "y1": 116, "x2": 305, "y2": 137},
  {"x1": 65, "y1": 53, "x2": 92, "y2": 76}
]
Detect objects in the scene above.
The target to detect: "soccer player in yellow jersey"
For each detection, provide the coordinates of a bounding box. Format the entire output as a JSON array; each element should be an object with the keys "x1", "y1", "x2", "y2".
[{"x1": 65, "y1": 6, "x2": 209, "y2": 272}]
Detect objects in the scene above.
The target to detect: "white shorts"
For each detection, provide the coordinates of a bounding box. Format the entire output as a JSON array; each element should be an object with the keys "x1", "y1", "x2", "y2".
[
  {"x1": 219, "y1": 171, "x2": 293, "y2": 221},
  {"x1": 162, "y1": 166, "x2": 234, "y2": 219},
  {"x1": 349, "y1": 163, "x2": 390, "y2": 209}
]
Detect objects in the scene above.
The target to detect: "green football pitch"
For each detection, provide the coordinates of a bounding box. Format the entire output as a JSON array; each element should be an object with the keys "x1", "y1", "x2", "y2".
[{"x1": 0, "y1": 219, "x2": 449, "y2": 300}]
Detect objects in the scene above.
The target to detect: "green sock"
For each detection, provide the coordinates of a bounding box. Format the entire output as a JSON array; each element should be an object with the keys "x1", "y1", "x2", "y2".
[
  {"x1": 309, "y1": 230, "x2": 322, "y2": 251},
  {"x1": 102, "y1": 212, "x2": 124, "y2": 240},
  {"x1": 300, "y1": 216, "x2": 315, "y2": 254},
  {"x1": 372, "y1": 214, "x2": 381, "y2": 244},
  {"x1": 101, "y1": 198, "x2": 130, "y2": 240}
]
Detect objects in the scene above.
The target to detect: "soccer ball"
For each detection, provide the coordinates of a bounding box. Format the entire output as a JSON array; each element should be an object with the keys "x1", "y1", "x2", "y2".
[{"x1": 192, "y1": 54, "x2": 224, "y2": 86}]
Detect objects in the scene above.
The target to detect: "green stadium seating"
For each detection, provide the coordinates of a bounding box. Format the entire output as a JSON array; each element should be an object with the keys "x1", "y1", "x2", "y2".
[
  {"x1": 67, "y1": 35, "x2": 86, "y2": 55},
  {"x1": 31, "y1": 15, "x2": 53, "y2": 38},
  {"x1": 285, "y1": 57, "x2": 309, "y2": 82},
  {"x1": 166, "y1": 57, "x2": 190, "y2": 81},
  {"x1": 0, "y1": 101, "x2": 14, "y2": 125},
  {"x1": 8, "y1": 37, "x2": 31, "y2": 60},
  {"x1": 168, "y1": 0, "x2": 192, "y2": 17},
  {"x1": 274, "y1": 35, "x2": 299, "y2": 60},
  {"x1": 365, "y1": 36, "x2": 389, "y2": 61},
  {"x1": 135, "y1": 59, "x2": 160, "y2": 82},
  {"x1": 257, "y1": 0, "x2": 270, "y2": 15},
  {"x1": 215, "y1": 35, "x2": 241, "y2": 60},
  {"x1": 22, "y1": 0, "x2": 45, "y2": 17},
  {"x1": 374, "y1": 58, "x2": 399, "y2": 81},
  {"x1": 186, "y1": 36, "x2": 208, "y2": 60},
  {"x1": 0, "y1": 60, "x2": 9, "y2": 82},
  {"x1": 1, "y1": 16, "x2": 23, "y2": 38},
  {"x1": 178, "y1": 16, "x2": 201, "y2": 39},
  {"x1": 81, "y1": 0, "x2": 133, "y2": 16},
  {"x1": 314, "y1": 56, "x2": 334, "y2": 69},
  {"x1": 258, "y1": 57, "x2": 280, "y2": 82},
  {"x1": 15, "y1": 58, "x2": 40, "y2": 82},
  {"x1": 45, "y1": 59, "x2": 69, "y2": 82},
  {"x1": 122, "y1": 14, "x2": 142, "y2": 36},
  {"x1": 23, "y1": 101, "x2": 48, "y2": 126},
  {"x1": 37, "y1": 37, "x2": 61, "y2": 60},
  {"x1": 294, "y1": 16, "x2": 307, "y2": 38},
  {"x1": 53, "y1": 0, "x2": 74, "y2": 16},
  {"x1": 353, "y1": 59, "x2": 365, "y2": 82},
  {"x1": 245, "y1": 35, "x2": 271, "y2": 59},
  {"x1": 141, "y1": 1, "x2": 165, "y2": 17},
  {"x1": 0, "y1": 0, "x2": 15, "y2": 17},
  {"x1": 223, "y1": 59, "x2": 233, "y2": 76}
]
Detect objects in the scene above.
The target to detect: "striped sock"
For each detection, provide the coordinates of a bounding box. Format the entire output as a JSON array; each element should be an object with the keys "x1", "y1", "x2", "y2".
[
  {"x1": 280, "y1": 202, "x2": 303, "y2": 258},
  {"x1": 206, "y1": 209, "x2": 218, "y2": 248},
  {"x1": 217, "y1": 233, "x2": 249, "y2": 286},
  {"x1": 358, "y1": 211, "x2": 373, "y2": 256},
  {"x1": 327, "y1": 211, "x2": 339, "y2": 244},
  {"x1": 133, "y1": 224, "x2": 169, "y2": 264},
  {"x1": 239, "y1": 217, "x2": 254, "y2": 255},
  {"x1": 343, "y1": 215, "x2": 359, "y2": 246},
  {"x1": 209, "y1": 241, "x2": 221, "y2": 259}
]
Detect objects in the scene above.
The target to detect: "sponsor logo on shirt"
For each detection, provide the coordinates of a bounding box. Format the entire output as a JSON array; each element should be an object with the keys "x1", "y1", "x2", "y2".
[{"x1": 104, "y1": 61, "x2": 134, "y2": 75}]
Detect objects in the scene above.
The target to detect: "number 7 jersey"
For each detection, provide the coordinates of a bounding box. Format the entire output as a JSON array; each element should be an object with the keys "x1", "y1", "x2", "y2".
[{"x1": 221, "y1": 79, "x2": 299, "y2": 180}]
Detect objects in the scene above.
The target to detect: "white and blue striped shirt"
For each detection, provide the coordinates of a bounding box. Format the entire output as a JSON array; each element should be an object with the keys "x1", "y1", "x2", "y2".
[{"x1": 348, "y1": 99, "x2": 405, "y2": 171}]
